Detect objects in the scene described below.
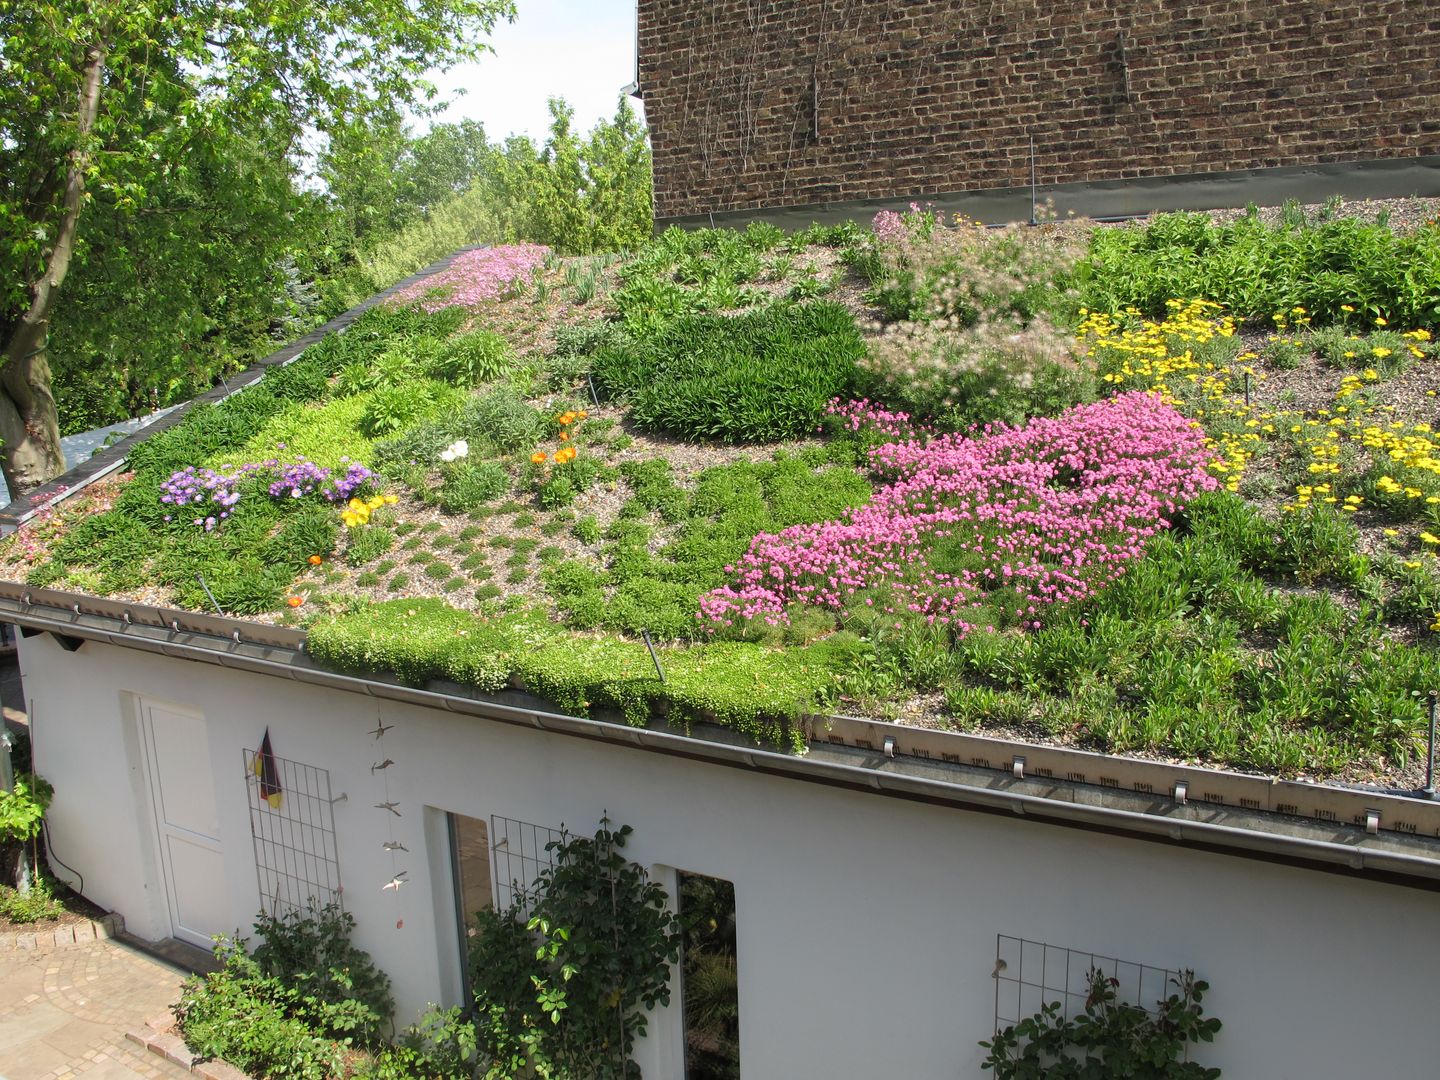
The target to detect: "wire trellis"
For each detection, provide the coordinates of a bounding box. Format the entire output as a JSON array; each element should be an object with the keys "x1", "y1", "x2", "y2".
[
  {"x1": 490, "y1": 814, "x2": 563, "y2": 918},
  {"x1": 243, "y1": 748, "x2": 342, "y2": 916},
  {"x1": 994, "y1": 935, "x2": 1181, "y2": 1032}
]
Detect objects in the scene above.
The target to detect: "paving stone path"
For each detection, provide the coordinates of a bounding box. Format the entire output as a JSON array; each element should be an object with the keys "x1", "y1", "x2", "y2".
[{"x1": 0, "y1": 932, "x2": 192, "y2": 1080}]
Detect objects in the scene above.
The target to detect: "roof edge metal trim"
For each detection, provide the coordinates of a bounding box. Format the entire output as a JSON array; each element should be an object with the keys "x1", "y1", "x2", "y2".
[{"x1": 7, "y1": 599, "x2": 1440, "y2": 889}]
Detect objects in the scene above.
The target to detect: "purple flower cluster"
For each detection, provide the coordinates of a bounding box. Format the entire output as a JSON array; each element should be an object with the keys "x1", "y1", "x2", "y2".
[
  {"x1": 159, "y1": 466, "x2": 247, "y2": 530},
  {"x1": 161, "y1": 456, "x2": 378, "y2": 530},
  {"x1": 701, "y1": 392, "x2": 1218, "y2": 633}
]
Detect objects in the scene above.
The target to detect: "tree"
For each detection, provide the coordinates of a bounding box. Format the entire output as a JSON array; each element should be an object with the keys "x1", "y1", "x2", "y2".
[
  {"x1": 488, "y1": 96, "x2": 653, "y2": 255},
  {"x1": 0, "y1": 0, "x2": 515, "y2": 495}
]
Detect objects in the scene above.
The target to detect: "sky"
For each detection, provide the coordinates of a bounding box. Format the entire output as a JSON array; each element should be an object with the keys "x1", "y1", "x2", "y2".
[{"x1": 422, "y1": 0, "x2": 642, "y2": 142}]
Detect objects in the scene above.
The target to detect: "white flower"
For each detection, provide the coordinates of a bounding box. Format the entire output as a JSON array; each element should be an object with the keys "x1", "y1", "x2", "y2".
[{"x1": 439, "y1": 439, "x2": 469, "y2": 463}]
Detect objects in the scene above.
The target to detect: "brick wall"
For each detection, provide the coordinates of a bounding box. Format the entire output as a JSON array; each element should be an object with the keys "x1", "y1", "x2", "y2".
[{"x1": 638, "y1": 0, "x2": 1440, "y2": 220}]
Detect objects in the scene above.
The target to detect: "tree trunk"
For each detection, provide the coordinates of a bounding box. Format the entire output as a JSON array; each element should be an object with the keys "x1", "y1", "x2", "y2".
[{"x1": 0, "y1": 42, "x2": 107, "y2": 498}]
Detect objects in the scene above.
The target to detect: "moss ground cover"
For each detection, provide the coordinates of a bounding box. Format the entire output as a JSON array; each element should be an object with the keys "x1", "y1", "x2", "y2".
[{"x1": 6, "y1": 206, "x2": 1440, "y2": 780}]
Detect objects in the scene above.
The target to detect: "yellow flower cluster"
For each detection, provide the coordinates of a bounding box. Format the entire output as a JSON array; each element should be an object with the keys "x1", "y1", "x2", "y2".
[
  {"x1": 340, "y1": 494, "x2": 398, "y2": 528},
  {"x1": 1080, "y1": 299, "x2": 1279, "y2": 491}
]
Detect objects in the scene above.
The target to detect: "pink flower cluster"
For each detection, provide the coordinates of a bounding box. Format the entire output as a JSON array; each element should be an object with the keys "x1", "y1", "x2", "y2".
[
  {"x1": 701, "y1": 393, "x2": 1217, "y2": 633},
  {"x1": 825, "y1": 397, "x2": 932, "y2": 444},
  {"x1": 390, "y1": 244, "x2": 551, "y2": 312},
  {"x1": 872, "y1": 210, "x2": 906, "y2": 244}
]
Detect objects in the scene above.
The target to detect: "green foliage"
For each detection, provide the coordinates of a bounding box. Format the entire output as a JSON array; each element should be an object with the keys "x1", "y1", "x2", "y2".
[
  {"x1": 428, "y1": 330, "x2": 516, "y2": 387},
  {"x1": 176, "y1": 940, "x2": 353, "y2": 1080},
  {"x1": 487, "y1": 97, "x2": 653, "y2": 255},
  {"x1": 440, "y1": 461, "x2": 509, "y2": 514},
  {"x1": 981, "y1": 969, "x2": 1221, "y2": 1079},
  {"x1": 360, "y1": 379, "x2": 463, "y2": 438},
  {"x1": 857, "y1": 214, "x2": 1091, "y2": 426},
  {"x1": 346, "y1": 526, "x2": 396, "y2": 567},
  {"x1": 0, "y1": 874, "x2": 67, "y2": 923},
  {"x1": 1084, "y1": 209, "x2": 1440, "y2": 326},
  {"x1": 592, "y1": 303, "x2": 863, "y2": 443},
  {"x1": 356, "y1": 1007, "x2": 480, "y2": 1080},
  {"x1": 620, "y1": 459, "x2": 688, "y2": 523},
  {"x1": 251, "y1": 902, "x2": 393, "y2": 1041},
  {"x1": 2, "y1": 0, "x2": 516, "y2": 483},
  {"x1": 677, "y1": 874, "x2": 739, "y2": 1078},
  {"x1": 306, "y1": 600, "x2": 861, "y2": 749},
  {"x1": 534, "y1": 455, "x2": 612, "y2": 510},
  {"x1": 467, "y1": 819, "x2": 682, "y2": 1080},
  {"x1": 224, "y1": 394, "x2": 378, "y2": 470},
  {"x1": 542, "y1": 454, "x2": 869, "y2": 644},
  {"x1": 925, "y1": 492, "x2": 1437, "y2": 774},
  {"x1": 0, "y1": 773, "x2": 54, "y2": 844}
]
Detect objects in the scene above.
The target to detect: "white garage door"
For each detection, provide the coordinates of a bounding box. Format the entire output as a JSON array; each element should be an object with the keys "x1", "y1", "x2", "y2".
[{"x1": 138, "y1": 699, "x2": 227, "y2": 949}]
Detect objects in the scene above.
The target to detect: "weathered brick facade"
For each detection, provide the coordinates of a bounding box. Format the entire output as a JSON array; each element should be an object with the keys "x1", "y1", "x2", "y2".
[{"x1": 638, "y1": 0, "x2": 1440, "y2": 221}]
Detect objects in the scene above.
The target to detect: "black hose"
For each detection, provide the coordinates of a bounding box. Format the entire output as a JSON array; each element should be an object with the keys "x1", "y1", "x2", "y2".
[{"x1": 40, "y1": 817, "x2": 83, "y2": 897}]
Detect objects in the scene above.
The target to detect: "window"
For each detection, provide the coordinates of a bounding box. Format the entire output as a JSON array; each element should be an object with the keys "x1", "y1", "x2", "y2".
[
  {"x1": 446, "y1": 812, "x2": 493, "y2": 1000},
  {"x1": 678, "y1": 872, "x2": 739, "y2": 1078}
]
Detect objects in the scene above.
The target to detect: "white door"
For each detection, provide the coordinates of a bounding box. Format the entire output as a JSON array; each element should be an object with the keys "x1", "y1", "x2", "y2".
[{"x1": 139, "y1": 700, "x2": 227, "y2": 948}]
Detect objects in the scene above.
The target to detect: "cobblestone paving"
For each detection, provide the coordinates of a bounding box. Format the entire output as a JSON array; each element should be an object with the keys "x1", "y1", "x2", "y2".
[{"x1": 0, "y1": 936, "x2": 192, "y2": 1080}]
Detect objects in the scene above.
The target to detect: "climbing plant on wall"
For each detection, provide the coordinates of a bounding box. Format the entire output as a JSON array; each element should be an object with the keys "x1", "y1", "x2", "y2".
[{"x1": 467, "y1": 817, "x2": 682, "y2": 1079}]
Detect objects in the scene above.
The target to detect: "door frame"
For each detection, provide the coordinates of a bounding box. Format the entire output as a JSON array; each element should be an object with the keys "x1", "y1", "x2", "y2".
[{"x1": 135, "y1": 696, "x2": 225, "y2": 948}]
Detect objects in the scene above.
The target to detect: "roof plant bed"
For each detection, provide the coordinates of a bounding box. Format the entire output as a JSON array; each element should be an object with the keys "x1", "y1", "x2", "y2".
[{"x1": 6, "y1": 201, "x2": 1440, "y2": 783}]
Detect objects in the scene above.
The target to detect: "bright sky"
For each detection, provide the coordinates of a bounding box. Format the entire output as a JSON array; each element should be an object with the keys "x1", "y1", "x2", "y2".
[{"x1": 423, "y1": 0, "x2": 641, "y2": 142}]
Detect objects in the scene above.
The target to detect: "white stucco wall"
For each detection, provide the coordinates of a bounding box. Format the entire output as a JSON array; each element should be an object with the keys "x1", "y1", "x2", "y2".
[{"x1": 20, "y1": 632, "x2": 1440, "y2": 1078}]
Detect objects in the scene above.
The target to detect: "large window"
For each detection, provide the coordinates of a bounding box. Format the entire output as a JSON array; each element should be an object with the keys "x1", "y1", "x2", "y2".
[{"x1": 678, "y1": 872, "x2": 740, "y2": 1079}]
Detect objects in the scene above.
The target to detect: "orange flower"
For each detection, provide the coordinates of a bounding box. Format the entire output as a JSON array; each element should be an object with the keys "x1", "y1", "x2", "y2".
[
  {"x1": 530, "y1": 451, "x2": 547, "y2": 464},
  {"x1": 558, "y1": 431, "x2": 569, "y2": 441},
  {"x1": 308, "y1": 555, "x2": 323, "y2": 566},
  {"x1": 286, "y1": 596, "x2": 304, "y2": 608},
  {"x1": 577, "y1": 409, "x2": 588, "y2": 420}
]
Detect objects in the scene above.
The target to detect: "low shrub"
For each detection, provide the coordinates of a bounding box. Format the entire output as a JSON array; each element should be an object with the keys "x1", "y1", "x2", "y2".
[
  {"x1": 981, "y1": 968, "x2": 1221, "y2": 1079},
  {"x1": 176, "y1": 906, "x2": 394, "y2": 1080},
  {"x1": 439, "y1": 461, "x2": 509, "y2": 514},
  {"x1": 466, "y1": 820, "x2": 682, "y2": 1080},
  {"x1": 1084, "y1": 208, "x2": 1440, "y2": 327},
  {"x1": 860, "y1": 313, "x2": 1095, "y2": 428},
  {"x1": 592, "y1": 303, "x2": 864, "y2": 443},
  {"x1": 251, "y1": 902, "x2": 393, "y2": 1040},
  {"x1": 176, "y1": 943, "x2": 347, "y2": 1080},
  {"x1": 864, "y1": 209, "x2": 1085, "y2": 326},
  {"x1": 359, "y1": 379, "x2": 463, "y2": 438},
  {"x1": 427, "y1": 329, "x2": 516, "y2": 386},
  {"x1": 0, "y1": 875, "x2": 66, "y2": 923}
]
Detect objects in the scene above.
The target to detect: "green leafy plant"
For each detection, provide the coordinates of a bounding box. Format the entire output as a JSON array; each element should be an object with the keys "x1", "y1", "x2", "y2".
[
  {"x1": 440, "y1": 461, "x2": 509, "y2": 514},
  {"x1": 1084, "y1": 209, "x2": 1440, "y2": 327},
  {"x1": 980, "y1": 968, "x2": 1221, "y2": 1079},
  {"x1": 176, "y1": 939, "x2": 356, "y2": 1080},
  {"x1": 0, "y1": 874, "x2": 67, "y2": 922},
  {"x1": 592, "y1": 303, "x2": 863, "y2": 443},
  {"x1": 251, "y1": 901, "x2": 393, "y2": 1041},
  {"x1": 0, "y1": 772, "x2": 53, "y2": 843},
  {"x1": 428, "y1": 329, "x2": 516, "y2": 386},
  {"x1": 466, "y1": 819, "x2": 682, "y2": 1080}
]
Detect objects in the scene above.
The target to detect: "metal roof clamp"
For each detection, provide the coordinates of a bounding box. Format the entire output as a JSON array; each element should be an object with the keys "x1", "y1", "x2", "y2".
[
  {"x1": 882, "y1": 735, "x2": 896, "y2": 759},
  {"x1": 1011, "y1": 756, "x2": 1025, "y2": 780},
  {"x1": 1365, "y1": 809, "x2": 1381, "y2": 835},
  {"x1": 1172, "y1": 781, "x2": 1188, "y2": 806}
]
